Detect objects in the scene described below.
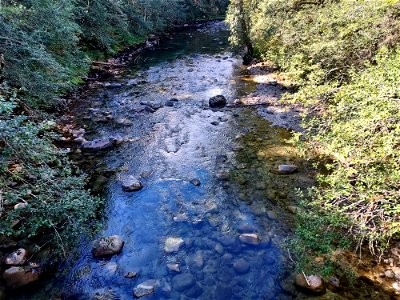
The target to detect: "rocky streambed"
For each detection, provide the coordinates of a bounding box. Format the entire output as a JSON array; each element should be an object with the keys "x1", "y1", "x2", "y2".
[{"x1": 5, "y1": 21, "x2": 396, "y2": 300}]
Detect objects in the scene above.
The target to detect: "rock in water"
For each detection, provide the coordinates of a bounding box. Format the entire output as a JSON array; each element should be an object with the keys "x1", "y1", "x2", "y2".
[
  {"x1": 133, "y1": 279, "x2": 157, "y2": 298},
  {"x1": 5, "y1": 248, "x2": 28, "y2": 265},
  {"x1": 82, "y1": 138, "x2": 116, "y2": 152},
  {"x1": 164, "y1": 237, "x2": 185, "y2": 253},
  {"x1": 209, "y1": 95, "x2": 227, "y2": 108},
  {"x1": 233, "y1": 258, "x2": 250, "y2": 274},
  {"x1": 190, "y1": 178, "x2": 201, "y2": 186},
  {"x1": 295, "y1": 273, "x2": 326, "y2": 294},
  {"x1": 120, "y1": 175, "x2": 143, "y2": 192},
  {"x1": 239, "y1": 233, "x2": 261, "y2": 246},
  {"x1": 172, "y1": 273, "x2": 195, "y2": 291},
  {"x1": 3, "y1": 266, "x2": 41, "y2": 288},
  {"x1": 278, "y1": 164, "x2": 298, "y2": 174},
  {"x1": 92, "y1": 235, "x2": 124, "y2": 257}
]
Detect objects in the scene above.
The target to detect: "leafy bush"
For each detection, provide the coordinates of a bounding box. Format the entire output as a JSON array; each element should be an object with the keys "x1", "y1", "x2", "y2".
[
  {"x1": 227, "y1": 0, "x2": 400, "y2": 255},
  {"x1": 0, "y1": 84, "x2": 102, "y2": 257}
]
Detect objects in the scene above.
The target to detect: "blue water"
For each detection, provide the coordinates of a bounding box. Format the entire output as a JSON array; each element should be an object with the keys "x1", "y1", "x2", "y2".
[{"x1": 60, "y1": 22, "x2": 296, "y2": 300}]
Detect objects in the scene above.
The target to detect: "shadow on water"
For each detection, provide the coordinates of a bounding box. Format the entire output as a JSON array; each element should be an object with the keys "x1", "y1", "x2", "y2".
[{"x1": 19, "y1": 22, "x2": 319, "y2": 300}]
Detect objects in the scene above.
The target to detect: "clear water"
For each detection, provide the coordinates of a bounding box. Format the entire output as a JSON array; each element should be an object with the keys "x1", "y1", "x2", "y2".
[{"x1": 58, "y1": 22, "x2": 304, "y2": 300}]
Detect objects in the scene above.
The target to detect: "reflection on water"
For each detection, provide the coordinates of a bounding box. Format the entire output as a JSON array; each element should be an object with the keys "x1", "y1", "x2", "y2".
[{"x1": 57, "y1": 22, "x2": 310, "y2": 300}]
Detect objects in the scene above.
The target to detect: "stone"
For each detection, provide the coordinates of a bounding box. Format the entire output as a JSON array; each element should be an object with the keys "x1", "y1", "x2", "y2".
[
  {"x1": 237, "y1": 223, "x2": 257, "y2": 233},
  {"x1": 172, "y1": 273, "x2": 195, "y2": 291},
  {"x1": 82, "y1": 138, "x2": 116, "y2": 152},
  {"x1": 120, "y1": 175, "x2": 143, "y2": 192},
  {"x1": 190, "y1": 178, "x2": 201, "y2": 186},
  {"x1": 116, "y1": 118, "x2": 133, "y2": 126},
  {"x1": 384, "y1": 269, "x2": 395, "y2": 278},
  {"x1": 144, "y1": 106, "x2": 156, "y2": 113},
  {"x1": 239, "y1": 233, "x2": 261, "y2": 246},
  {"x1": 295, "y1": 273, "x2": 326, "y2": 294},
  {"x1": 185, "y1": 284, "x2": 204, "y2": 298},
  {"x1": 14, "y1": 203, "x2": 28, "y2": 210},
  {"x1": 3, "y1": 266, "x2": 41, "y2": 288},
  {"x1": 103, "y1": 262, "x2": 118, "y2": 275},
  {"x1": 167, "y1": 263, "x2": 181, "y2": 272},
  {"x1": 92, "y1": 235, "x2": 124, "y2": 257},
  {"x1": 278, "y1": 164, "x2": 298, "y2": 175},
  {"x1": 233, "y1": 258, "x2": 250, "y2": 274},
  {"x1": 327, "y1": 276, "x2": 340, "y2": 292},
  {"x1": 133, "y1": 279, "x2": 157, "y2": 298},
  {"x1": 0, "y1": 237, "x2": 17, "y2": 250},
  {"x1": 5, "y1": 248, "x2": 28, "y2": 265},
  {"x1": 164, "y1": 237, "x2": 185, "y2": 253},
  {"x1": 211, "y1": 121, "x2": 219, "y2": 126},
  {"x1": 209, "y1": 95, "x2": 227, "y2": 108},
  {"x1": 124, "y1": 271, "x2": 138, "y2": 278}
]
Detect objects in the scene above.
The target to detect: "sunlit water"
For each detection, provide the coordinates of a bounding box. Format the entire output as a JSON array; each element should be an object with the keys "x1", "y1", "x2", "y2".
[{"x1": 56, "y1": 22, "x2": 307, "y2": 300}]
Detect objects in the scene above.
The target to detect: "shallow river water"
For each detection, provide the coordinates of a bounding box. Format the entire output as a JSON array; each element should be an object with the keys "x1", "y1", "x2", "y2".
[{"x1": 54, "y1": 22, "x2": 316, "y2": 300}]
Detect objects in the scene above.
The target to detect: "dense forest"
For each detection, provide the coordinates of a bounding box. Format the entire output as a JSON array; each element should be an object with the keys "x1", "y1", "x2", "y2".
[
  {"x1": 1, "y1": 0, "x2": 400, "y2": 296},
  {"x1": 227, "y1": 0, "x2": 400, "y2": 269}
]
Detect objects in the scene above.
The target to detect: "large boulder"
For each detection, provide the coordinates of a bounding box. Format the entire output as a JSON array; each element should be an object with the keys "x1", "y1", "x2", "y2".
[
  {"x1": 3, "y1": 266, "x2": 41, "y2": 288},
  {"x1": 5, "y1": 248, "x2": 28, "y2": 265},
  {"x1": 295, "y1": 273, "x2": 326, "y2": 294},
  {"x1": 209, "y1": 95, "x2": 227, "y2": 108},
  {"x1": 92, "y1": 235, "x2": 124, "y2": 257}
]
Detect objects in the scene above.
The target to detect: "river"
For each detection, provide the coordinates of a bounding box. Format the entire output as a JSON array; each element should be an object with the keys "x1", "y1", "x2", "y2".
[{"x1": 47, "y1": 21, "x2": 316, "y2": 300}]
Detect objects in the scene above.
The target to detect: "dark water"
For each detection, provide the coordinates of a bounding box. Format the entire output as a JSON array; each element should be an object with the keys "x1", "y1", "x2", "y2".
[{"x1": 55, "y1": 22, "x2": 311, "y2": 300}]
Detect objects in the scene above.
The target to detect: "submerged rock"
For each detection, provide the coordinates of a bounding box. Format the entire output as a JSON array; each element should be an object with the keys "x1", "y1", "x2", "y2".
[
  {"x1": 190, "y1": 178, "x2": 201, "y2": 186},
  {"x1": 233, "y1": 258, "x2": 250, "y2": 274},
  {"x1": 239, "y1": 233, "x2": 261, "y2": 246},
  {"x1": 164, "y1": 237, "x2": 185, "y2": 253},
  {"x1": 120, "y1": 175, "x2": 143, "y2": 192},
  {"x1": 295, "y1": 273, "x2": 326, "y2": 294},
  {"x1": 209, "y1": 95, "x2": 227, "y2": 108},
  {"x1": 5, "y1": 248, "x2": 28, "y2": 265},
  {"x1": 92, "y1": 235, "x2": 124, "y2": 257},
  {"x1": 172, "y1": 273, "x2": 195, "y2": 291},
  {"x1": 133, "y1": 279, "x2": 157, "y2": 298},
  {"x1": 278, "y1": 164, "x2": 298, "y2": 175},
  {"x1": 124, "y1": 271, "x2": 138, "y2": 278},
  {"x1": 3, "y1": 266, "x2": 41, "y2": 288},
  {"x1": 167, "y1": 263, "x2": 181, "y2": 272}
]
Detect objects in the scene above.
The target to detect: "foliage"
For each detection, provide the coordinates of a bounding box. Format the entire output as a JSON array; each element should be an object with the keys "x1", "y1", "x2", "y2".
[
  {"x1": 0, "y1": 84, "x2": 102, "y2": 257},
  {"x1": 227, "y1": 0, "x2": 400, "y2": 256},
  {"x1": 0, "y1": 0, "x2": 229, "y2": 107}
]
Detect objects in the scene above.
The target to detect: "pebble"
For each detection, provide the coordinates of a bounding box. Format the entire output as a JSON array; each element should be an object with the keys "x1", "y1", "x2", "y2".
[
  {"x1": 133, "y1": 279, "x2": 157, "y2": 298},
  {"x1": 172, "y1": 273, "x2": 195, "y2": 291},
  {"x1": 190, "y1": 178, "x2": 201, "y2": 186},
  {"x1": 233, "y1": 258, "x2": 250, "y2": 274},
  {"x1": 167, "y1": 263, "x2": 181, "y2": 272},
  {"x1": 5, "y1": 248, "x2": 28, "y2": 265},
  {"x1": 164, "y1": 237, "x2": 185, "y2": 253},
  {"x1": 239, "y1": 233, "x2": 261, "y2": 246},
  {"x1": 120, "y1": 175, "x2": 143, "y2": 192},
  {"x1": 278, "y1": 164, "x2": 298, "y2": 175}
]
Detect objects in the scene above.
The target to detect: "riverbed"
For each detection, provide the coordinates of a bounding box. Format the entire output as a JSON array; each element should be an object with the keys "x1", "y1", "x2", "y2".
[{"x1": 53, "y1": 22, "x2": 315, "y2": 300}]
